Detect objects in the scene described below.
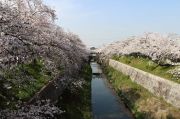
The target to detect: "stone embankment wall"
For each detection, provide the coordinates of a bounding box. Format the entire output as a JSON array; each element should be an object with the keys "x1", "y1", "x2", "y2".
[
  {"x1": 28, "y1": 76, "x2": 68, "y2": 104},
  {"x1": 109, "y1": 59, "x2": 180, "y2": 108}
]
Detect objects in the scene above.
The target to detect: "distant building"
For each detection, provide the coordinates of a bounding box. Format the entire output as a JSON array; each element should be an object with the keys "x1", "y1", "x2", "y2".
[{"x1": 90, "y1": 47, "x2": 96, "y2": 50}]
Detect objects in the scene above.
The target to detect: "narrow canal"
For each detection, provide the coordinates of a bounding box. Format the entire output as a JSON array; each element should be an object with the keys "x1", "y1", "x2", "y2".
[{"x1": 91, "y1": 62, "x2": 133, "y2": 119}]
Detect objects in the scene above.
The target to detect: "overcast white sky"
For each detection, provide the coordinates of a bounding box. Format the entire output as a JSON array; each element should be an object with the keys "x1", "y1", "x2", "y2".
[{"x1": 44, "y1": 0, "x2": 180, "y2": 47}]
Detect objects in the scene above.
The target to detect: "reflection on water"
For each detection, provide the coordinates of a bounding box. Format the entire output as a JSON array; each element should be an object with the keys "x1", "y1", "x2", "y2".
[
  {"x1": 91, "y1": 62, "x2": 103, "y2": 74},
  {"x1": 91, "y1": 62, "x2": 133, "y2": 119}
]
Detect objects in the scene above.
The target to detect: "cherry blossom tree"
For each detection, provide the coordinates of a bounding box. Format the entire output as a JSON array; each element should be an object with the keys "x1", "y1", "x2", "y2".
[
  {"x1": 97, "y1": 32, "x2": 180, "y2": 65},
  {"x1": 0, "y1": 0, "x2": 88, "y2": 117}
]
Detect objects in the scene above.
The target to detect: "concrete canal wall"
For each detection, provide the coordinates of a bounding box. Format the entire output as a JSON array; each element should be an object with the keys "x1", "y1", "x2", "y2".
[
  {"x1": 109, "y1": 59, "x2": 180, "y2": 108},
  {"x1": 28, "y1": 76, "x2": 68, "y2": 104}
]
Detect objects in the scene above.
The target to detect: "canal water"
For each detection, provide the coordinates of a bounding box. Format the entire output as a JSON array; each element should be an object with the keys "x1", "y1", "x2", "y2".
[{"x1": 91, "y1": 62, "x2": 133, "y2": 119}]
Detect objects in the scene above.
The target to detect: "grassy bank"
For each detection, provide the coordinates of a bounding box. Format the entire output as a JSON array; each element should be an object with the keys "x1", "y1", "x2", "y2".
[
  {"x1": 57, "y1": 64, "x2": 92, "y2": 119},
  {"x1": 0, "y1": 59, "x2": 56, "y2": 108},
  {"x1": 104, "y1": 66, "x2": 180, "y2": 119},
  {"x1": 113, "y1": 55, "x2": 180, "y2": 83}
]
